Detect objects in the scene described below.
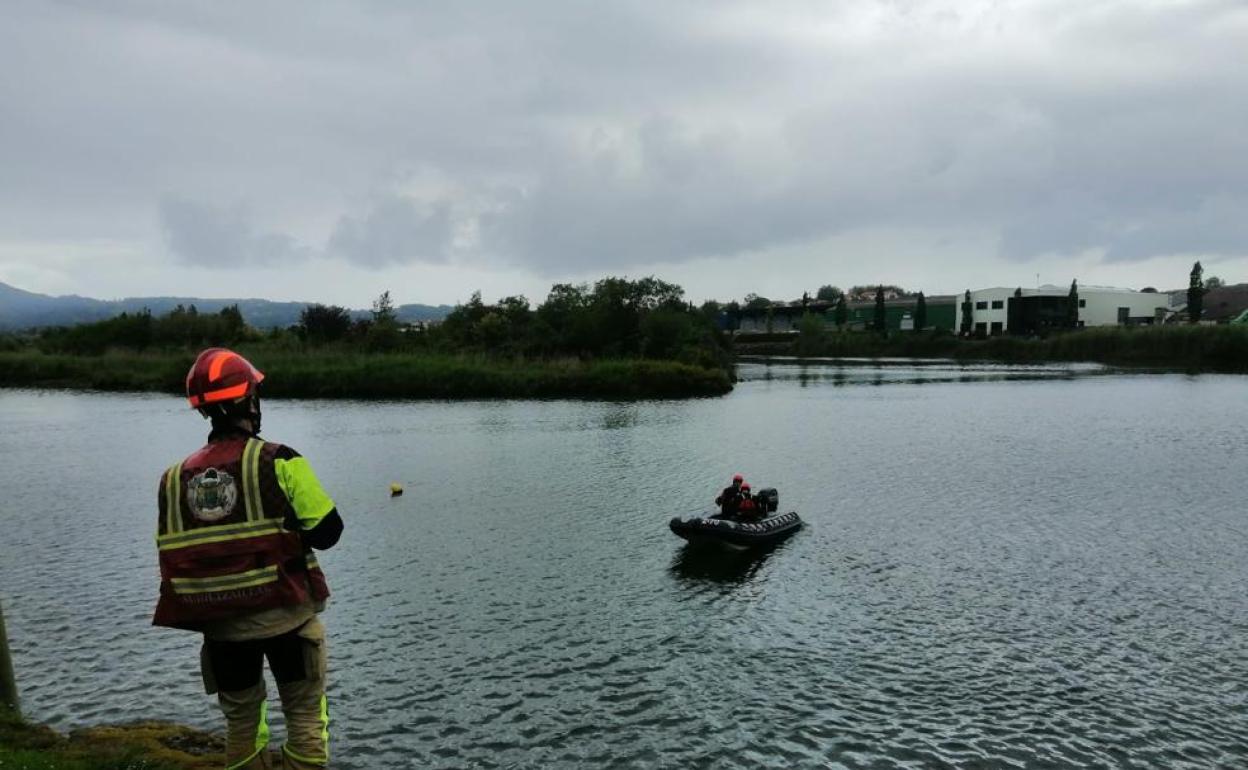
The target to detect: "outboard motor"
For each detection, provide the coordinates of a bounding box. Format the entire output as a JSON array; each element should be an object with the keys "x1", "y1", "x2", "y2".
[{"x1": 756, "y1": 487, "x2": 779, "y2": 513}]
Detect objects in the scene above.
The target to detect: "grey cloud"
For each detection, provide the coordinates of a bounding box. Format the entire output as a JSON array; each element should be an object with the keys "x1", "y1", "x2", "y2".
[
  {"x1": 327, "y1": 196, "x2": 453, "y2": 268},
  {"x1": 158, "y1": 197, "x2": 309, "y2": 266},
  {"x1": 5, "y1": 0, "x2": 1248, "y2": 282}
]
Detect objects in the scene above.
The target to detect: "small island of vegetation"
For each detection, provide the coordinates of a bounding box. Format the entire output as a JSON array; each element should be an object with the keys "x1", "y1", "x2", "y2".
[{"x1": 0, "y1": 277, "x2": 734, "y2": 401}]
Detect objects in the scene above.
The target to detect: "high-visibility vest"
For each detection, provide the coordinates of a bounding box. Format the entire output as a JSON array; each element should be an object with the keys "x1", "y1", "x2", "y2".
[{"x1": 153, "y1": 436, "x2": 330, "y2": 630}]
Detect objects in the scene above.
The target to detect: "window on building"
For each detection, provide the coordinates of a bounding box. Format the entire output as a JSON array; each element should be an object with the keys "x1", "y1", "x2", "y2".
[
  {"x1": 991, "y1": 300, "x2": 1004, "y2": 309},
  {"x1": 975, "y1": 301, "x2": 988, "y2": 310},
  {"x1": 990, "y1": 321, "x2": 1003, "y2": 336},
  {"x1": 1078, "y1": 299, "x2": 1086, "y2": 308}
]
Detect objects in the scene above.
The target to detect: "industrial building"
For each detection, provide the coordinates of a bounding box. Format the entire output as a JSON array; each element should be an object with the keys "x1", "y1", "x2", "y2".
[
  {"x1": 956, "y1": 285, "x2": 1170, "y2": 336},
  {"x1": 731, "y1": 283, "x2": 1173, "y2": 337}
]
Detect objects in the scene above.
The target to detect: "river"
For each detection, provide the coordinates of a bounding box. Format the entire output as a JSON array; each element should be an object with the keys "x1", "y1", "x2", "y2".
[{"x1": 1, "y1": 360, "x2": 1246, "y2": 768}]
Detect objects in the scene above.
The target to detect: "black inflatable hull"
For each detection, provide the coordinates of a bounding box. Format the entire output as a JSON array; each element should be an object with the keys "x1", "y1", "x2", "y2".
[{"x1": 669, "y1": 511, "x2": 802, "y2": 550}]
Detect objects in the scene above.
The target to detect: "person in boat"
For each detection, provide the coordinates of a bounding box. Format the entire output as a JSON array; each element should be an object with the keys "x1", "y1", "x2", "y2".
[
  {"x1": 715, "y1": 473, "x2": 745, "y2": 517},
  {"x1": 153, "y1": 348, "x2": 343, "y2": 769},
  {"x1": 737, "y1": 483, "x2": 763, "y2": 521}
]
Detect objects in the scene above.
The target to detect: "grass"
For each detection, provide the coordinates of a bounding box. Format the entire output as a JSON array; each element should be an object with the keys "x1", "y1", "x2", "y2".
[
  {"x1": 0, "y1": 715, "x2": 220, "y2": 769},
  {"x1": 739, "y1": 324, "x2": 1248, "y2": 372},
  {"x1": 0, "y1": 349, "x2": 733, "y2": 400}
]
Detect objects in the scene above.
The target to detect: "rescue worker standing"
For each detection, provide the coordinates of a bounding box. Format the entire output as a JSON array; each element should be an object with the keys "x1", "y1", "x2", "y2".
[{"x1": 153, "y1": 348, "x2": 344, "y2": 769}]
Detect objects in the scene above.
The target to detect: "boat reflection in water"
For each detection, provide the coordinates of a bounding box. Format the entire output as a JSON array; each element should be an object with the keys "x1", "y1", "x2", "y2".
[{"x1": 668, "y1": 541, "x2": 786, "y2": 585}]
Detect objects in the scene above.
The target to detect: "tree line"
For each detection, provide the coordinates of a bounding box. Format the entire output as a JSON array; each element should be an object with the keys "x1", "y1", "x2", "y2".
[
  {"x1": 35, "y1": 304, "x2": 250, "y2": 355},
  {"x1": 20, "y1": 277, "x2": 731, "y2": 371}
]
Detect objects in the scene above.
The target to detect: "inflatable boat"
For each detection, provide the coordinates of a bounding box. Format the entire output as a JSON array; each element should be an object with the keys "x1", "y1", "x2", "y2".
[{"x1": 669, "y1": 510, "x2": 803, "y2": 550}]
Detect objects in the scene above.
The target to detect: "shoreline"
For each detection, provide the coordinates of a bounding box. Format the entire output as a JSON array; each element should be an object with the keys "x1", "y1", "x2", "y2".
[
  {"x1": 0, "y1": 716, "x2": 222, "y2": 769},
  {"x1": 0, "y1": 350, "x2": 733, "y2": 401},
  {"x1": 4, "y1": 324, "x2": 1245, "y2": 405},
  {"x1": 734, "y1": 324, "x2": 1248, "y2": 374}
]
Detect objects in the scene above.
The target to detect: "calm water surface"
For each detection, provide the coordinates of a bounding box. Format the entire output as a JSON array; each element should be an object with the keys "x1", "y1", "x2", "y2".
[{"x1": 2, "y1": 360, "x2": 1247, "y2": 768}]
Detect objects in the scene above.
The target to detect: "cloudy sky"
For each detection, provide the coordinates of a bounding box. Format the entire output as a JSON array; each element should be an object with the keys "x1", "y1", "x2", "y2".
[{"x1": 2, "y1": 0, "x2": 1245, "y2": 307}]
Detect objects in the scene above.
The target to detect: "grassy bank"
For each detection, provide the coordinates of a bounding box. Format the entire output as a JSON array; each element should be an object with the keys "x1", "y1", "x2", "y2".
[
  {"x1": 739, "y1": 325, "x2": 1248, "y2": 372},
  {"x1": 0, "y1": 714, "x2": 220, "y2": 769},
  {"x1": 0, "y1": 349, "x2": 733, "y2": 400}
]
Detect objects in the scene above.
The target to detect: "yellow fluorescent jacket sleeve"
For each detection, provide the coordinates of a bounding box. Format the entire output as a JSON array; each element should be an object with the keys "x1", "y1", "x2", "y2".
[{"x1": 274, "y1": 456, "x2": 337, "y2": 529}]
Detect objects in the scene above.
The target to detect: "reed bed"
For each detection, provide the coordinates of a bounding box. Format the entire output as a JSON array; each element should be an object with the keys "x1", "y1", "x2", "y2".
[{"x1": 0, "y1": 349, "x2": 732, "y2": 400}]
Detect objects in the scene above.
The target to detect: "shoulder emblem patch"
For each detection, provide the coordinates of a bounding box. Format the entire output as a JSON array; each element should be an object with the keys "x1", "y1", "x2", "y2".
[{"x1": 187, "y1": 468, "x2": 239, "y2": 522}]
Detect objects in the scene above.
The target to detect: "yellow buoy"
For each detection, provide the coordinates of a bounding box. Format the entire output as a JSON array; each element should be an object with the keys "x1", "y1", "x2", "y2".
[{"x1": 390, "y1": 483, "x2": 404, "y2": 497}]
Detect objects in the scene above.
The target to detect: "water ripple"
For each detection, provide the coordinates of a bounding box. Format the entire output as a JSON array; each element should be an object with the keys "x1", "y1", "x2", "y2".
[{"x1": 3, "y1": 376, "x2": 1248, "y2": 767}]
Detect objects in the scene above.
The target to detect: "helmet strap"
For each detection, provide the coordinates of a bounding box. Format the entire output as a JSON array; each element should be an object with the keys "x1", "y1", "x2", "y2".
[{"x1": 201, "y1": 395, "x2": 261, "y2": 436}]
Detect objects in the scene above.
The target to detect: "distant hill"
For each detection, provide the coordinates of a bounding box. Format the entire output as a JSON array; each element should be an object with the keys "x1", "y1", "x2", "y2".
[{"x1": 0, "y1": 281, "x2": 452, "y2": 331}]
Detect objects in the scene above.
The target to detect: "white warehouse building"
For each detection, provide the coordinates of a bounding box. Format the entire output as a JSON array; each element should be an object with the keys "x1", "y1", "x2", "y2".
[{"x1": 955, "y1": 285, "x2": 1171, "y2": 337}]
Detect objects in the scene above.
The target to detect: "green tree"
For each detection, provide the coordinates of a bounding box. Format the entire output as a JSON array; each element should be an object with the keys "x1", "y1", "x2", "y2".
[
  {"x1": 1068, "y1": 280, "x2": 1080, "y2": 329},
  {"x1": 372, "y1": 290, "x2": 398, "y2": 327},
  {"x1": 796, "y1": 312, "x2": 826, "y2": 355},
  {"x1": 721, "y1": 300, "x2": 741, "y2": 332},
  {"x1": 850, "y1": 284, "x2": 909, "y2": 300},
  {"x1": 1189, "y1": 262, "x2": 1205, "y2": 323},
  {"x1": 497, "y1": 295, "x2": 531, "y2": 351},
  {"x1": 834, "y1": 295, "x2": 847, "y2": 329},
  {"x1": 641, "y1": 308, "x2": 693, "y2": 359},
  {"x1": 744, "y1": 293, "x2": 771, "y2": 310},
  {"x1": 873, "y1": 286, "x2": 886, "y2": 333},
  {"x1": 816, "y1": 285, "x2": 843, "y2": 303},
  {"x1": 960, "y1": 290, "x2": 973, "y2": 335},
  {"x1": 1205, "y1": 275, "x2": 1224, "y2": 289},
  {"x1": 536, "y1": 283, "x2": 589, "y2": 351},
  {"x1": 475, "y1": 312, "x2": 508, "y2": 350},
  {"x1": 367, "y1": 290, "x2": 401, "y2": 351},
  {"x1": 218, "y1": 305, "x2": 246, "y2": 341},
  {"x1": 299, "y1": 304, "x2": 352, "y2": 344},
  {"x1": 914, "y1": 292, "x2": 927, "y2": 332}
]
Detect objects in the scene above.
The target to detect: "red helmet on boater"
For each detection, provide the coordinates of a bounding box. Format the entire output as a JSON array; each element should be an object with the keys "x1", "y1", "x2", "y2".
[
  {"x1": 186, "y1": 348, "x2": 265, "y2": 411},
  {"x1": 733, "y1": 474, "x2": 744, "y2": 483}
]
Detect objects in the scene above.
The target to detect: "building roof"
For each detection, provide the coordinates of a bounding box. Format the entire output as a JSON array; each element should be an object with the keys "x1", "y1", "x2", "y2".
[
  {"x1": 970, "y1": 284, "x2": 1157, "y2": 296},
  {"x1": 735, "y1": 295, "x2": 956, "y2": 317}
]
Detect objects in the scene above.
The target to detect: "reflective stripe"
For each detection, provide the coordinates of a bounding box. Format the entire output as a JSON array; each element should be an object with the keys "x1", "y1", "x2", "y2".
[
  {"x1": 279, "y1": 694, "x2": 329, "y2": 766},
  {"x1": 226, "y1": 701, "x2": 270, "y2": 770},
  {"x1": 306, "y1": 554, "x2": 320, "y2": 570},
  {"x1": 170, "y1": 565, "x2": 279, "y2": 595},
  {"x1": 242, "y1": 438, "x2": 265, "y2": 522},
  {"x1": 157, "y1": 520, "x2": 282, "y2": 551},
  {"x1": 198, "y1": 381, "x2": 250, "y2": 405},
  {"x1": 208, "y1": 351, "x2": 237, "y2": 382},
  {"x1": 319, "y1": 693, "x2": 330, "y2": 761},
  {"x1": 250, "y1": 439, "x2": 264, "y2": 520},
  {"x1": 241, "y1": 439, "x2": 258, "y2": 522},
  {"x1": 256, "y1": 701, "x2": 272, "y2": 759},
  {"x1": 164, "y1": 462, "x2": 183, "y2": 536}
]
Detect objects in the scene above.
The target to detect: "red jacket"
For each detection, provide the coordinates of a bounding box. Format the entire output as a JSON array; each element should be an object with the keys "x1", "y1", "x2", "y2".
[{"x1": 153, "y1": 436, "x2": 330, "y2": 630}]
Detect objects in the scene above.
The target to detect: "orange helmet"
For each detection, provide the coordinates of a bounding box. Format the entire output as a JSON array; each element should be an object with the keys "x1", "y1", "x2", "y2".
[{"x1": 186, "y1": 348, "x2": 264, "y2": 410}]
